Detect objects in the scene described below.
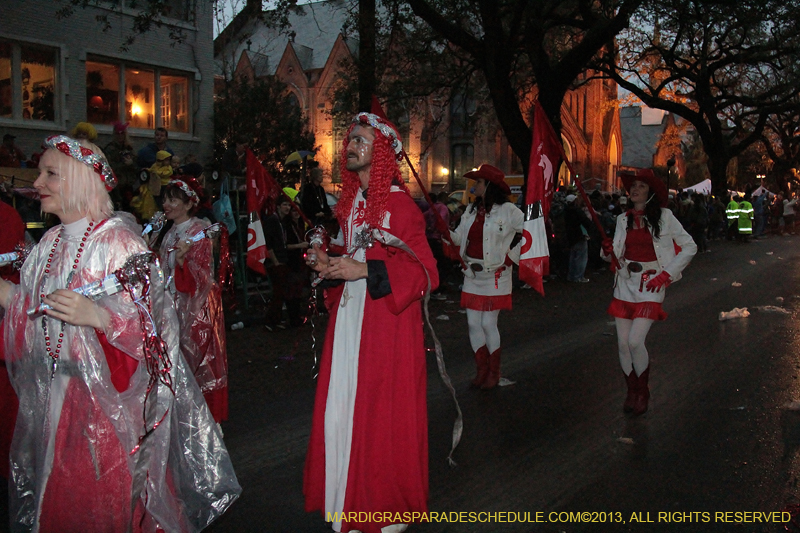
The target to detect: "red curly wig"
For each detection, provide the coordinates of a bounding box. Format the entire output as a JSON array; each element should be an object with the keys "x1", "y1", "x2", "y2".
[{"x1": 335, "y1": 116, "x2": 409, "y2": 230}]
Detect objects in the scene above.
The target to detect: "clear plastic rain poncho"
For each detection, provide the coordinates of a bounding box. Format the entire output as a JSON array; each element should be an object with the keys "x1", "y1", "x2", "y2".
[
  {"x1": 158, "y1": 218, "x2": 227, "y2": 394},
  {"x1": 4, "y1": 213, "x2": 240, "y2": 533}
]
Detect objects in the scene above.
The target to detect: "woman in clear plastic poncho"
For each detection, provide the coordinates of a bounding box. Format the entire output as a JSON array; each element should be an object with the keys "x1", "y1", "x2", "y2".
[
  {"x1": 0, "y1": 136, "x2": 240, "y2": 532},
  {"x1": 158, "y1": 177, "x2": 228, "y2": 423}
]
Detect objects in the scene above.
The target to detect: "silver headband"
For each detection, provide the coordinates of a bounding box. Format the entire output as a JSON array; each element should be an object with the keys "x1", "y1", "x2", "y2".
[
  {"x1": 353, "y1": 112, "x2": 403, "y2": 155},
  {"x1": 45, "y1": 135, "x2": 117, "y2": 190}
]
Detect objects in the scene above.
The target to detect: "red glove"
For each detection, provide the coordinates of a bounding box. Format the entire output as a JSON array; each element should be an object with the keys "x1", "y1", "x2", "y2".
[
  {"x1": 645, "y1": 271, "x2": 671, "y2": 292},
  {"x1": 601, "y1": 238, "x2": 614, "y2": 255}
]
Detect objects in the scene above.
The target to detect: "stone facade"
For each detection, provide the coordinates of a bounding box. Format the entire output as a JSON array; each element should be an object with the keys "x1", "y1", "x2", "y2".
[{"x1": 0, "y1": 0, "x2": 215, "y2": 166}]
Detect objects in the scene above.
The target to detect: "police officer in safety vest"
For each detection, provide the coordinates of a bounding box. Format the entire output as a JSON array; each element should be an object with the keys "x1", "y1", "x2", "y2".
[
  {"x1": 726, "y1": 194, "x2": 739, "y2": 241},
  {"x1": 737, "y1": 194, "x2": 754, "y2": 242}
]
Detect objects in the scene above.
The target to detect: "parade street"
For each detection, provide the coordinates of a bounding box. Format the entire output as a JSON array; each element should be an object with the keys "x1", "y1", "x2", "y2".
[
  {"x1": 199, "y1": 234, "x2": 800, "y2": 533},
  {"x1": 3, "y1": 235, "x2": 800, "y2": 533}
]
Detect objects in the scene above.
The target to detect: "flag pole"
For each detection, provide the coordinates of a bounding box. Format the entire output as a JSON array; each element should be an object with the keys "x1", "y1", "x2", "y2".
[{"x1": 572, "y1": 177, "x2": 622, "y2": 271}]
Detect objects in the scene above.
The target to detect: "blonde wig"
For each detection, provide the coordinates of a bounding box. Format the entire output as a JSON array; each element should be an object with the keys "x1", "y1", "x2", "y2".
[{"x1": 41, "y1": 139, "x2": 114, "y2": 221}]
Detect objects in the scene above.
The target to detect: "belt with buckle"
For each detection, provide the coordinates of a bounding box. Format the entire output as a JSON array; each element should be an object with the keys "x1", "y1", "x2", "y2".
[
  {"x1": 469, "y1": 263, "x2": 484, "y2": 272},
  {"x1": 627, "y1": 261, "x2": 643, "y2": 273}
]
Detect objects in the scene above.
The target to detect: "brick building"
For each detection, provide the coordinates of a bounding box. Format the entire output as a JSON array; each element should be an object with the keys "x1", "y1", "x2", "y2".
[
  {"x1": 215, "y1": 0, "x2": 623, "y2": 195},
  {"x1": 0, "y1": 0, "x2": 215, "y2": 166}
]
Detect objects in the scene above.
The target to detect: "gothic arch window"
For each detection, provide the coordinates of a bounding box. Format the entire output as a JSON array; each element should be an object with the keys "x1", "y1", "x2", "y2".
[
  {"x1": 559, "y1": 134, "x2": 573, "y2": 186},
  {"x1": 608, "y1": 133, "x2": 620, "y2": 191}
]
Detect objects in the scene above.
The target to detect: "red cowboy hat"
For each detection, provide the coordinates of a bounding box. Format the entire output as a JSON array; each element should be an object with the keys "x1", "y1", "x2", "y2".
[
  {"x1": 620, "y1": 168, "x2": 668, "y2": 208},
  {"x1": 464, "y1": 164, "x2": 510, "y2": 195}
]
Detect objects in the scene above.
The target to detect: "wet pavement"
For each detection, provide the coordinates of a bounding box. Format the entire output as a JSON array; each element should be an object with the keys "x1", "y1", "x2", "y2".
[{"x1": 3, "y1": 234, "x2": 800, "y2": 532}]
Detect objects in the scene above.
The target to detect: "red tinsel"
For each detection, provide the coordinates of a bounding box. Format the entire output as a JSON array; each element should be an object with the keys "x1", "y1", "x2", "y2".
[
  {"x1": 217, "y1": 225, "x2": 235, "y2": 295},
  {"x1": 116, "y1": 257, "x2": 174, "y2": 454}
]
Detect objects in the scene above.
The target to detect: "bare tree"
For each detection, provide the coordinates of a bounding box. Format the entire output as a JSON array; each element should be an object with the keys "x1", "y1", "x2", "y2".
[
  {"x1": 395, "y1": 0, "x2": 645, "y2": 170},
  {"x1": 599, "y1": 0, "x2": 800, "y2": 195}
]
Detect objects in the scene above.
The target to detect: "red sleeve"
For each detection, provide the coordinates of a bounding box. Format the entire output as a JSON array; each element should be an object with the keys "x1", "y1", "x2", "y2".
[
  {"x1": 173, "y1": 258, "x2": 197, "y2": 296},
  {"x1": 96, "y1": 330, "x2": 139, "y2": 393},
  {"x1": 0, "y1": 202, "x2": 25, "y2": 283},
  {"x1": 370, "y1": 193, "x2": 439, "y2": 315}
]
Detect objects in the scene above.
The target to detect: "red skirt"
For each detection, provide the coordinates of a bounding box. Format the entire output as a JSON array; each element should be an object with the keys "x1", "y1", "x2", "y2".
[
  {"x1": 607, "y1": 298, "x2": 667, "y2": 321},
  {"x1": 461, "y1": 292, "x2": 512, "y2": 311}
]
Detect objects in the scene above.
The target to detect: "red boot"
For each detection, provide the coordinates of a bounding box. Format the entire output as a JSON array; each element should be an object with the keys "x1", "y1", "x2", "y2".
[
  {"x1": 471, "y1": 346, "x2": 490, "y2": 387},
  {"x1": 632, "y1": 367, "x2": 650, "y2": 415},
  {"x1": 481, "y1": 347, "x2": 502, "y2": 389},
  {"x1": 623, "y1": 370, "x2": 638, "y2": 413}
]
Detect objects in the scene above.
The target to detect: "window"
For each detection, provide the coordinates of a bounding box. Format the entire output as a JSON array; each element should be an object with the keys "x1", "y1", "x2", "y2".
[
  {"x1": 160, "y1": 0, "x2": 191, "y2": 21},
  {"x1": 330, "y1": 113, "x2": 347, "y2": 183},
  {"x1": 22, "y1": 45, "x2": 56, "y2": 121},
  {"x1": 160, "y1": 72, "x2": 188, "y2": 132},
  {"x1": 108, "y1": 0, "x2": 192, "y2": 22},
  {"x1": 87, "y1": 57, "x2": 190, "y2": 133},
  {"x1": 0, "y1": 40, "x2": 58, "y2": 122},
  {"x1": 0, "y1": 42, "x2": 10, "y2": 118},
  {"x1": 451, "y1": 143, "x2": 474, "y2": 190},
  {"x1": 126, "y1": 67, "x2": 155, "y2": 129},
  {"x1": 86, "y1": 61, "x2": 120, "y2": 125}
]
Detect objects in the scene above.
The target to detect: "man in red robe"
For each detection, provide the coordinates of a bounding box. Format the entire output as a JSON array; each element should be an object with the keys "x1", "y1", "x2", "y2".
[{"x1": 303, "y1": 112, "x2": 438, "y2": 533}]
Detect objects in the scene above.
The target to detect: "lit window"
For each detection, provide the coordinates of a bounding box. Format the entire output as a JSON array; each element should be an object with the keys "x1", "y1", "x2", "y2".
[
  {"x1": 86, "y1": 57, "x2": 191, "y2": 133},
  {"x1": 0, "y1": 40, "x2": 58, "y2": 123},
  {"x1": 86, "y1": 61, "x2": 120, "y2": 125},
  {"x1": 160, "y1": 72, "x2": 188, "y2": 133},
  {"x1": 125, "y1": 67, "x2": 155, "y2": 129},
  {"x1": 0, "y1": 42, "x2": 10, "y2": 118},
  {"x1": 22, "y1": 45, "x2": 56, "y2": 121}
]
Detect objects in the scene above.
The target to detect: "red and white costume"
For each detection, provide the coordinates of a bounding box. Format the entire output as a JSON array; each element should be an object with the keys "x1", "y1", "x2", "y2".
[
  {"x1": 451, "y1": 202, "x2": 524, "y2": 311},
  {"x1": 160, "y1": 217, "x2": 228, "y2": 422},
  {"x1": 604, "y1": 208, "x2": 697, "y2": 320},
  {"x1": 602, "y1": 201, "x2": 696, "y2": 416},
  {"x1": 304, "y1": 187, "x2": 438, "y2": 533},
  {"x1": 4, "y1": 214, "x2": 240, "y2": 532}
]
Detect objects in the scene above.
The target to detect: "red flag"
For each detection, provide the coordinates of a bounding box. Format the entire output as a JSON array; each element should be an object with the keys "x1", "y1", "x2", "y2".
[
  {"x1": 246, "y1": 149, "x2": 279, "y2": 214},
  {"x1": 525, "y1": 100, "x2": 561, "y2": 220},
  {"x1": 245, "y1": 149, "x2": 277, "y2": 275},
  {"x1": 519, "y1": 100, "x2": 561, "y2": 295}
]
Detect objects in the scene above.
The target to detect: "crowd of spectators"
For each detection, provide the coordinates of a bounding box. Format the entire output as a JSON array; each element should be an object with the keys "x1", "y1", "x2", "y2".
[{"x1": 1, "y1": 124, "x2": 206, "y2": 224}]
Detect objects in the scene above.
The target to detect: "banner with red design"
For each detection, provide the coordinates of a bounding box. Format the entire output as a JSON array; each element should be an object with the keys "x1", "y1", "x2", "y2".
[
  {"x1": 245, "y1": 149, "x2": 273, "y2": 274},
  {"x1": 519, "y1": 100, "x2": 561, "y2": 295},
  {"x1": 518, "y1": 217, "x2": 549, "y2": 296},
  {"x1": 246, "y1": 214, "x2": 267, "y2": 275},
  {"x1": 525, "y1": 100, "x2": 561, "y2": 220}
]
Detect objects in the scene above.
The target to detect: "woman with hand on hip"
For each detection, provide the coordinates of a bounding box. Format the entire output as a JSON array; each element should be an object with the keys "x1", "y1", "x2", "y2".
[
  {"x1": 0, "y1": 137, "x2": 239, "y2": 532},
  {"x1": 450, "y1": 164, "x2": 523, "y2": 389},
  {"x1": 601, "y1": 169, "x2": 696, "y2": 415}
]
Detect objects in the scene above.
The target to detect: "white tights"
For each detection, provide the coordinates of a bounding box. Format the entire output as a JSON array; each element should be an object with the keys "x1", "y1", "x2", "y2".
[
  {"x1": 615, "y1": 317, "x2": 653, "y2": 376},
  {"x1": 466, "y1": 309, "x2": 501, "y2": 353}
]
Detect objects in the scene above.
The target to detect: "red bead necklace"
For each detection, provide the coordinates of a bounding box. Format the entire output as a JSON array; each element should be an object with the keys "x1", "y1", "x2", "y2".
[{"x1": 40, "y1": 220, "x2": 95, "y2": 360}]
